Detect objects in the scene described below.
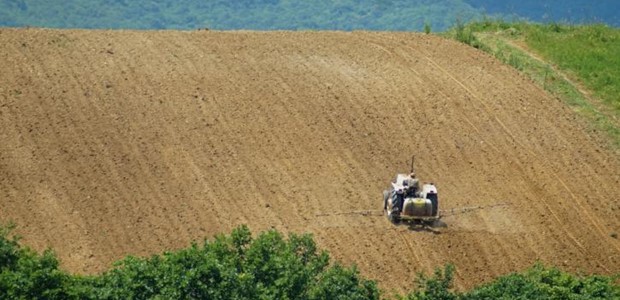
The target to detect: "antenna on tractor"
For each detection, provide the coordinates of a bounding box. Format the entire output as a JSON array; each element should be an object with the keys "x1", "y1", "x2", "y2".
[{"x1": 410, "y1": 155, "x2": 415, "y2": 174}]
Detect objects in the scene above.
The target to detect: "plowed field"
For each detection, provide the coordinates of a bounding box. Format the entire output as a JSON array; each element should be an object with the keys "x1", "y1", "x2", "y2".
[{"x1": 1, "y1": 29, "x2": 618, "y2": 292}]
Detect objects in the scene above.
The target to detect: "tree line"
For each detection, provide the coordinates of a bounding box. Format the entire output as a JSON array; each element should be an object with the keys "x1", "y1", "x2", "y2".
[
  {"x1": 0, "y1": 0, "x2": 618, "y2": 31},
  {"x1": 1, "y1": 223, "x2": 618, "y2": 299}
]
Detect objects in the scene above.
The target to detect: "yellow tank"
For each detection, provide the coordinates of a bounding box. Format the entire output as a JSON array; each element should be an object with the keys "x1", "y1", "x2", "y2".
[{"x1": 403, "y1": 197, "x2": 433, "y2": 217}]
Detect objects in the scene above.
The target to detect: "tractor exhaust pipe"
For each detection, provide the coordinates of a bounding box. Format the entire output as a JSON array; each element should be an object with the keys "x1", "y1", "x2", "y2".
[{"x1": 410, "y1": 155, "x2": 415, "y2": 174}]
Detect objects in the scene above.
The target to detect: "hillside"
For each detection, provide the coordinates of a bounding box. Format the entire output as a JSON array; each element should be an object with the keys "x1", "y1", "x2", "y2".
[
  {"x1": 443, "y1": 21, "x2": 620, "y2": 148},
  {"x1": 466, "y1": 0, "x2": 620, "y2": 26},
  {"x1": 0, "y1": 28, "x2": 619, "y2": 292},
  {"x1": 1, "y1": 0, "x2": 619, "y2": 31}
]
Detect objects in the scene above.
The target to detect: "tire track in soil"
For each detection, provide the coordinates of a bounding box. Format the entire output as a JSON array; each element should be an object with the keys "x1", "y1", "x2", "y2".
[
  {"x1": 358, "y1": 33, "x2": 616, "y2": 282},
  {"x1": 414, "y1": 42, "x2": 617, "y2": 271},
  {"x1": 1, "y1": 29, "x2": 618, "y2": 292},
  {"x1": 411, "y1": 42, "x2": 593, "y2": 256},
  {"x1": 419, "y1": 50, "x2": 616, "y2": 255},
  {"x1": 358, "y1": 34, "x2": 537, "y2": 281}
]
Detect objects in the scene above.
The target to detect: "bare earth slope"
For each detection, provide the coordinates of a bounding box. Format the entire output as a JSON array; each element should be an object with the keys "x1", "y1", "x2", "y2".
[{"x1": 1, "y1": 29, "x2": 618, "y2": 291}]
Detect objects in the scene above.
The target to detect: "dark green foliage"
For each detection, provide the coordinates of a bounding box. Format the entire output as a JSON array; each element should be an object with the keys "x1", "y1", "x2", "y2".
[
  {"x1": 0, "y1": 223, "x2": 20, "y2": 269},
  {"x1": 1, "y1": 223, "x2": 618, "y2": 299},
  {"x1": 0, "y1": 223, "x2": 73, "y2": 299},
  {"x1": 404, "y1": 264, "x2": 457, "y2": 300},
  {"x1": 404, "y1": 263, "x2": 620, "y2": 300},
  {"x1": 452, "y1": 18, "x2": 487, "y2": 50},
  {"x1": 0, "y1": 224, "x2": 377, "y2": 299},
  {"x1": 462, "y1": 263, "x2": 620, "y2": 300},
  {"x1": 454, "y1": 18, "x2": 474, "y2": 44},
  {"x1": 424, "y1": 22, "x2": 432, "y2": 34},
  {"x1": 309, "y1": 264, "x2": 379, "y2": 300},
  {"x1": 92, "y1": 226, "x2": 378, "y2": 299}
]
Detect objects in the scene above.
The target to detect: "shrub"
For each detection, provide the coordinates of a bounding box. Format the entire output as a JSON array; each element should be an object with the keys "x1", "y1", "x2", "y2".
[
  {"x1": 87, "y1": 225, "x2": 378, "y2": 299},
  {"x1": 462, "y1": 263, "x2": 620, "y2": 300},
  {"x1": 0, "y1": 223, "x2": 73, "y2": 299},
  {"x1": 424, "y1": 22, "x2": 431, "y2": 34},
  {"x1": 402, "y1": 264, "x2": 457, "y2": 300},
  {"x1": 1, "y1": 223, "x2": 618, "y2": 299}
]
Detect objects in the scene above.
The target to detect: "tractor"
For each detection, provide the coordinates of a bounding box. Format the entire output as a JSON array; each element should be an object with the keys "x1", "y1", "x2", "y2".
[{"x1": 383, "y1": 156, "x2": 440, "y2": 226}]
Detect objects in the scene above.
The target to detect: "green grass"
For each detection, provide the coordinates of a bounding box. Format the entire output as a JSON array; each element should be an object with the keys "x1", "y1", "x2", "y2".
[
  {"x1": 443, "y1": 20, "x2": 620, "y2": 148},
  {"x1": 526, "y1": 24, "x2": 620, "y2": 111}
]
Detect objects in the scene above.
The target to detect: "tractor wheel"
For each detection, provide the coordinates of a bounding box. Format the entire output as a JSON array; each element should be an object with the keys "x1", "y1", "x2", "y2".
[
  {"x1": 388, "y1": 210, "x2": 400, "y2": 224},
  {"x1": 383, "y1": 190, "x2": 389, "y2": 210}
]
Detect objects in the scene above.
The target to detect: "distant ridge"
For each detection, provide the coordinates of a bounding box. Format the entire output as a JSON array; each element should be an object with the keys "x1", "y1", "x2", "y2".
[{"x1": 0, "y1": 0, "x2": 618, "y2": 31}]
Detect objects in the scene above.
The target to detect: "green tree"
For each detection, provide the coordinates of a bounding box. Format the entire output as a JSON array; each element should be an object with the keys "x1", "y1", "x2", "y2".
[
  {"x1": 90, "y1": 225, "x2": 378, "y2": 299},
  {"x1": 404, "y1": 264, "x2": 457, "y2": 300},
  {"x1": 463, "y1": 263, "x2": 620, "y2": 300},
  {"x1": 0, "y1": 223, "x2": 73, "y2": 299}
]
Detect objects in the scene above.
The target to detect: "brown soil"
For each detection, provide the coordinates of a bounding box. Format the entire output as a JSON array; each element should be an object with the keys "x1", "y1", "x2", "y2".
[{"x1": 1, "y1": 28, "x2": 618, "y2": 292}]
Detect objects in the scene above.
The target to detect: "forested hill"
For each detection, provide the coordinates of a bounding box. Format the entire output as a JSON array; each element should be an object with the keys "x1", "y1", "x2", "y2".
[
  {"x1": 467, "y1": 0, "x2": 620, "y2": 26},
  {"x1": 1, "y1": 0, "x2": 619, "y2": 31}
]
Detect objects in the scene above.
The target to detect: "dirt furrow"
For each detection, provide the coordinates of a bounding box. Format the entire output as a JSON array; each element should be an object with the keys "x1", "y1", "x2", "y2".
[{"x1": 1, "y1": 29, "x2": 618, "y2": 292}]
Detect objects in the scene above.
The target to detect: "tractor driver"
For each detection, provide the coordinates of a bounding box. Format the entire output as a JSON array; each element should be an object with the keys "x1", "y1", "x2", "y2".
[
  {"x1": 393, "y1": 187, "x2": 405, "y2": 213},
  {"x1": 405, "y1": 172, "x2": 419, "y2": 197}
]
